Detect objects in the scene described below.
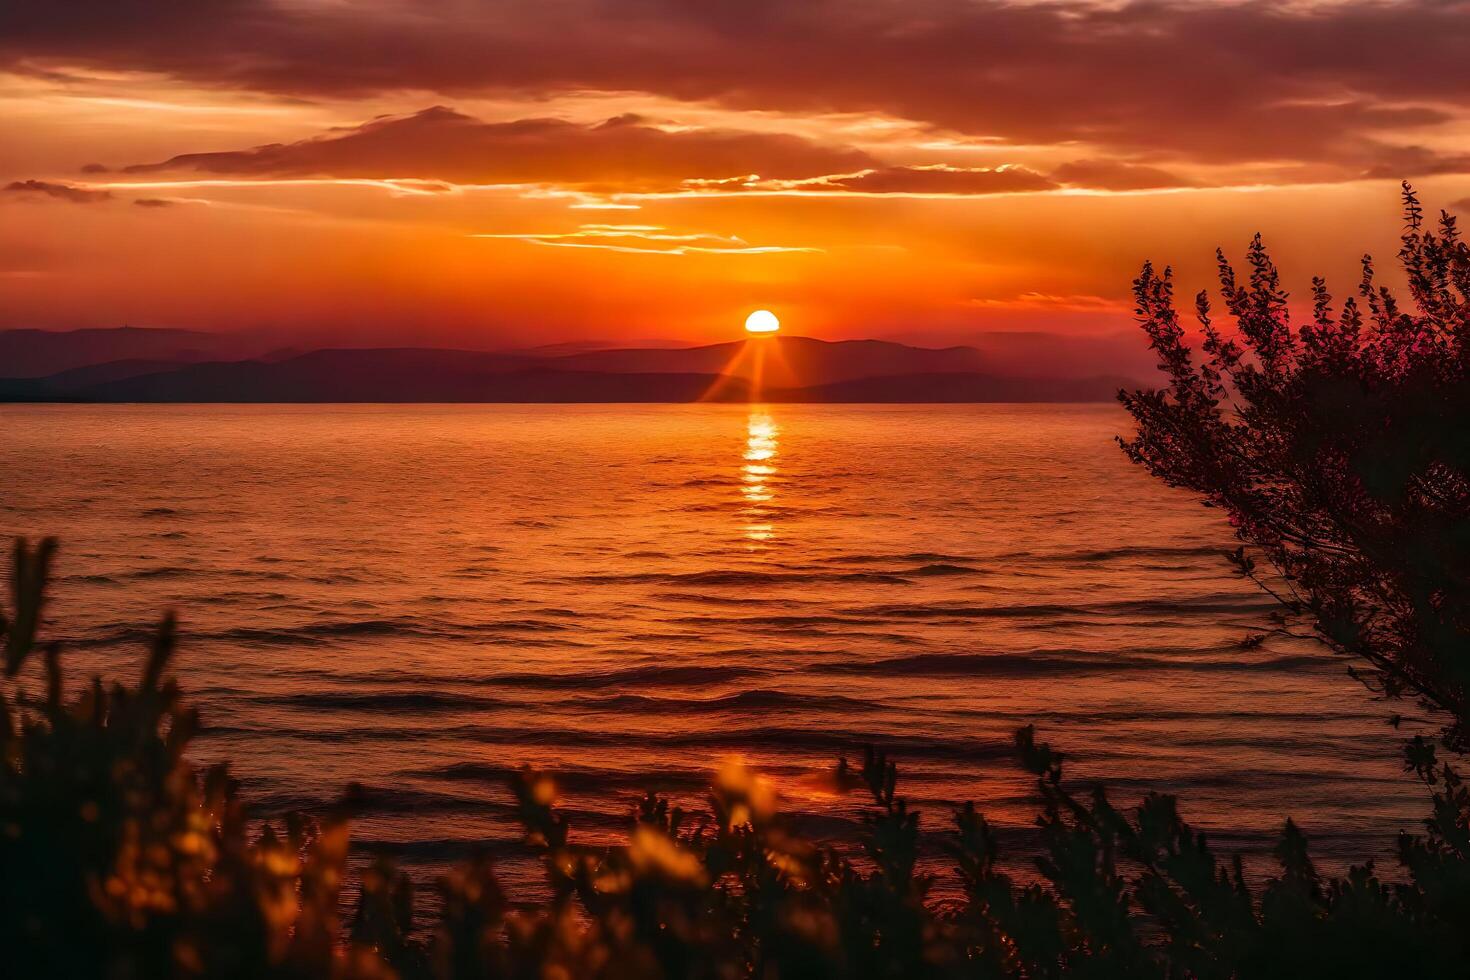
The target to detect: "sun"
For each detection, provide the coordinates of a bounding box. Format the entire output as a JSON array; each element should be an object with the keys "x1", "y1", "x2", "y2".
[{"x1": 744, "y1": 309, "x2": 780, "y2": 334}]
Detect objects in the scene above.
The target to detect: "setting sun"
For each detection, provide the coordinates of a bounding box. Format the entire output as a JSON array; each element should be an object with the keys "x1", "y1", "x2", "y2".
[{"x1": 745, "y1": 310, "x2": 780, "y2": 334}]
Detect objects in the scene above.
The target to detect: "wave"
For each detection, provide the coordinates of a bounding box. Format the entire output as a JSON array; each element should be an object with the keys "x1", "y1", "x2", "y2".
[
  {"x1": 571, "y1": 689, "x2": 873, "y2": 713},
  {"x1": 204, "y1": 722, "x2": 1015, "y2": 762},
  {"x1": 70, "y1": 624, "x2": 163, "y2": 648},
  {"x1": 490, "y1": 663, "x2": 772, "y2": 689},
  {"x1": 62, "y1": 573, "x2": 121, "y2": 585},
  {"x1": 852, "y1": 594, "x2": 1276, "y2": 620},
  {"x1": 416, "y1": 761, "x2": 713, "y2": 794},
  {"x1": 193, "y1": 621, "x2": 443, "y2": 646},
  {"x1": 261, "y1": 618, "x2": 561, "y2": 641},
  {"x1": 568, "y1": 569, "x2": 913, "y2": 586},
  {"x1": 266, "y1": 662, "x2": 776, "y2": 691},
  {"x1": 821, "y1": 552, "x2": 976, "y2": 565},
  {"x1": 830, "y1": 649, "x2": 1331, "y2": 678},
  {"x1": 130, "y1": 565, "x2": 193, "y2": 579},
  {"x1": 651, "y1": 592, "x2": 783, "y2": 605},
  {"x1": 252, "y1": 690, "x2": 518, "y2": 713},
  {"x1": 999, "y1": 544, "x2": 1230, "y2": 564},
  {"x1": 69, "y1": 614, "x2": 581, "y2": 650},
  {"x1": 249, "y1": 785, "x2": 502, "y2": 817},
  {"x1": 663, "y1": 613, "x2": 878, "y2": 628},
  {"x1": 908, "y1": 563, "x2": 985, "y2": 576}
]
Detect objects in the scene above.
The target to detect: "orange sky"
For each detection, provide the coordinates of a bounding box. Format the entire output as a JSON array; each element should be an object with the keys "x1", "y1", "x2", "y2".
[{"x1": 3, "y1": 1, "x2": 1469, "y2": 349}]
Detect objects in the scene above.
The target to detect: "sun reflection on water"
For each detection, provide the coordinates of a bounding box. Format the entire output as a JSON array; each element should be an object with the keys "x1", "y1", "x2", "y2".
[{"x1": 742, "y1": 410, "x2": 779, "y2": 543}]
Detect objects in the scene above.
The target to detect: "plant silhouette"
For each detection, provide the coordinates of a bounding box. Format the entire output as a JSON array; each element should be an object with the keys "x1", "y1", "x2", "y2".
[{"x1": 1121, "y1": 183, "x2": 1470, "y2": 750}]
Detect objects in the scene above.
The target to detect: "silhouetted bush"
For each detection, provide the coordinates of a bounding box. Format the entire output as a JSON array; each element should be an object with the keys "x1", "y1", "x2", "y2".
[
  {"x1": 5, "y1": 538, "x2": 1470, "y2": 978},
  {"x1": 1120, "y1": 183, "x2": 1470, "y2": 750}
]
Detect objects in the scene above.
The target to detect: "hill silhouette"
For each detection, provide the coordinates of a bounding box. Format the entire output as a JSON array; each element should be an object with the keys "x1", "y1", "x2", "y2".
[
  {"x1": 0, "y1": 326, "x2": 239, "y2": 377},
  {"x1": 0, "y1": 330, "x2": 1139, "y2": 402}
]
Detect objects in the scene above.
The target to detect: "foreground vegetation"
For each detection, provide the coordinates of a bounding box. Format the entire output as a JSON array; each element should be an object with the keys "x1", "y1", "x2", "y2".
[
  {"x1": 6, "y1": 185, "x2": 1470, "y2": 977},
  {"x1": 2, "y1": 551, "x2": 1468, "y2": 979}
]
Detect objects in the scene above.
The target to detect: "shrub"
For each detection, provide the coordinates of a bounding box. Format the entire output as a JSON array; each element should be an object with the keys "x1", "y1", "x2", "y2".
[{"x1": 1119, "y1": 183, "x2": 1470, "y2": 749}]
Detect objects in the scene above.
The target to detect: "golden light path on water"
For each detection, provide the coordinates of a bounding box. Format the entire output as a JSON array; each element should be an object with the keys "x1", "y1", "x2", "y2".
[{"x1": 743, "y1": 412, "x2": 779, "y2": 543}]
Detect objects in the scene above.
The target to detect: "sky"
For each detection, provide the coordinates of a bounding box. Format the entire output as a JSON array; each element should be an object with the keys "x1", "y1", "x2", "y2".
[{"x1": 2, "y1": 0, "x2": 1469, "y2": 350}]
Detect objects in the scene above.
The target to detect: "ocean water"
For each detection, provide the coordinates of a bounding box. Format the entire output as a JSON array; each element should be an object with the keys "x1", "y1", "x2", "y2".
[{"x1": 0, "y1": 404, "x2": 1429, "y2": 888}]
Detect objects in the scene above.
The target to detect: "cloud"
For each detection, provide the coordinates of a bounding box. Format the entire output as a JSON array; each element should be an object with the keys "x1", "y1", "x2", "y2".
[
  {"x1": 6, "y1": 0, "x2": 1470, "y2": 174},
  {"x1": 0, "y1": 0, "x2": 243, "y2": 46},
  {"x1": 120, "y1": 106, "x2": 877, "y2": 191},
  {"x1": 668, "y1": 161, "x2": 1187, "y2": 198},
  {"x1": 1359, "y1": 144, "x2": 1470, "y2": 180},
  {"x1": 469, "y1": 223, "x2": 820, "y2": 255},
  {"x1": 119, "y1": 112, "x2": 1071, "y2": 198},
  {"x1": 3, "y1": 179, "x2": 112, "y2": 203},
  {"x1": 820, "y1": 165, "x2": 1056, "y2": 195},
  {"x1": 1051, "y1": 160, "x2": 1190, "y2": 191},
  {"x1": 968, "y1": 292, "x2": 1132, "y2": 312},
  {"x1": 671, "y1": 165, "x2": 1058, "y2": 197},
  {"x1": 132, "y1": 198, "x2": 177, "y2": 207}
]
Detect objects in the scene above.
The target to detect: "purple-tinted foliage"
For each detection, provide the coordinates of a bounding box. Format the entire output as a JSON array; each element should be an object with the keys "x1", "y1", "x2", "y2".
[{"x1": 1121, "y1": 182, "x2": 1470, "y2": 750}]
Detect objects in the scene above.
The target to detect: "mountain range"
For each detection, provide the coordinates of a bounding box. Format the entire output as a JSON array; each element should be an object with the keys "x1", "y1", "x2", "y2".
[{"x1": 0, "y1": 327, "x2": 1146, "y2": 403}]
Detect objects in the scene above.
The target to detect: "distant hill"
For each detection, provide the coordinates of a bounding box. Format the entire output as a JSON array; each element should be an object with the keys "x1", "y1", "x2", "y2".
[
  {"x1": 0, "y1": 331, "x2": 1143, "y2": 403},
  {"x1": 549, "y1": 336, "x2": 989, "y2": 388},
  {"x1": 75, "y1": 361, "x2": 732, "y2": 404},
  {"x1": 516, "y1": 331, "x2": 1155, "y2": 381},
  {"x1": 0, "y1": 327, "x2": 244, "y2": 378}
]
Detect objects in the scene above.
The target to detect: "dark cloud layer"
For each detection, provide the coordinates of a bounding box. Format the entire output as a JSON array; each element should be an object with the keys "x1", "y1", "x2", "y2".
[
  {"x1": 121, "y1": 107, "x2": 877, "y2": 189},
  {"x1": 5, "y1": 0, "x2": 1470, "y2": 173},
  {"x1": 1050, "y1": 160, "x2": 1190, "y2": 191},
  {"x1": 824, "y1": 166, "x2": 1056, "y2": 195},
  {"x1": 4, "y1": 179, "x2": 112, "y2": 203},
  {"x1": 108, "y1": 109, "x2": 1179, "y2": 195}
]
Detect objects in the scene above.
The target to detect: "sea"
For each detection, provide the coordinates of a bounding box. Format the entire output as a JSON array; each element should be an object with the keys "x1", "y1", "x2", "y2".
[{"x1": 0, "y1": 404, "x2": 1430, "y2": 892}]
